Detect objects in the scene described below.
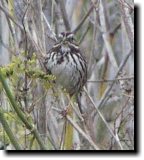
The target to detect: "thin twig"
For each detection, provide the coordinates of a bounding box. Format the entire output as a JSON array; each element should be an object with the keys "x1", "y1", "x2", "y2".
[
  {"x1": 94, "y1": 49, "x2": 132, "y2": 110},
  {"x1": 119, "y1": 0, "x2": 134, "y2": 11},
  {"x1": 0, "y1": 3, "x2": 46, "y2": 70},
  {"x1": 20, "y1": 3, "x2": 30, "y2": 148},
  {"x1": 21, "y1": 2, "x2": 29, "y2": 111},
  {"x1": 58, "y1": 0, "x2": 71, "y2": 31},
  {"x1": 0, "y1": 3, "x2": 23, "y2": 31},
  {"x1": 0, "y1": 4, "x2": 53, "y2": 58},
  {"x1": 98, "y1": 0, "x2": 118, "y2": 70},
  {"x1": 53, "y1": 106, "x2": 99, "y2": 150},
  {"x1": 72, "y1": 3, "x2": 97, "y2": 34},
  {"x1": 66, "y1": 115, "x2": 99, "y2": 150},
  {"x1": 84, "y1": 88, "x2": 123, "y2": 150},
  {"x1": 87, "y1": 76, "x2": 134, "y2": 83},
  {"x1": 122, "y1": 93, "x2": 134, "y2": 98},
  {"x1": 119, "y1": 0, "x2": 134, "y2": 53},
  {"x1": 42, "y1": 12, "x2": 57, "y2": 41},
  {"x1": 78, "y1": 22, "x2": 91, "y2": 45}
]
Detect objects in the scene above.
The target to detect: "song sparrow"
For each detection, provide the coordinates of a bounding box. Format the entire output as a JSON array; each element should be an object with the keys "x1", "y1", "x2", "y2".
[{"x1": 44, "y1": 32, "x2": 87, "y2": 97}]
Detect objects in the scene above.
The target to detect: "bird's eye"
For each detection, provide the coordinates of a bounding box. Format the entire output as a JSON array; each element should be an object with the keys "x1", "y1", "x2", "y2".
[
  {"x1": 68, "y1": 37, "x2": 74, "y2": 41},
  {"x1": 67, "y1": 34, "x2": 74, "y2": 42}
]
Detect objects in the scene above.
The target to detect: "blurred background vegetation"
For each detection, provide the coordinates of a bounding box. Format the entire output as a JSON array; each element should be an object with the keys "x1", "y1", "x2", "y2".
[{"x1": 0, "y1": 0, "x2": 134, "y2": 150}]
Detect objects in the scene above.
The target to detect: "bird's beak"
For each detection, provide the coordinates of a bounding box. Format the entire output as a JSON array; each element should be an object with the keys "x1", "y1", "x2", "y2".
[{"x1": 63, "y1": 39, "x2": 68, "y2": 44}]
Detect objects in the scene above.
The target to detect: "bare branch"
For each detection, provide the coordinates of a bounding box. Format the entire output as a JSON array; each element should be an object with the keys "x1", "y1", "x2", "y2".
[
  {"x1": 98, "y1": 0, "x2": 118, "y2": 70},
  {"x1": 84, "y1": 87, "x2": 123, "y2": 150},
  {"x1": 119, "y1": 0, "x2": 134, "y2": 52},
  {"x1": 57, "y1": 0, "x2": 71, "y2": 31},
  {"x1": 87, "y1": 76, "x2": 134, "y2": 83},
  {"x1": 93, "y1": 49, "x2": 132, "y2": 110},
  {"x1": 72, "y1": 2, "x2": 98, "y2": 34},
  {"x1": 66, "y1": 115, "x2": 100, "y2": 150}
]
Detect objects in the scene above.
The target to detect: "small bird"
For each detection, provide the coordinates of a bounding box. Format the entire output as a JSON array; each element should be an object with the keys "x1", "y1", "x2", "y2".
[{"x1": 44, "y1": 32, "x2": 87, "y2": 112}]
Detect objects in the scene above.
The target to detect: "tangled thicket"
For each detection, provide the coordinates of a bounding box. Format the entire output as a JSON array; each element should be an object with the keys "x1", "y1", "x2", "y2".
[{"x1": 0, "y1": 0, "x2": 134, "y2": 150}]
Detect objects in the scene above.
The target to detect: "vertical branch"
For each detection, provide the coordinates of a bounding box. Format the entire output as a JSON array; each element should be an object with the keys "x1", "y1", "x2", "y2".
[
  {"x1": 58, "y1": 0, "x2": 71, "y2": 31},
  {"x1": 0, "y1": 108, "x2": 22, "y2": 150},
  {"x1": 33, "y1": 0, "x2": 47, "y2": 143},
  {"x1": 22, "y1": 3, "x2": 29, "y2": 147},
  {"x1": 119, "y1": 0, "x2": 134, "y2": 53},
  {"x1": 95, "y1": 0, "x2": 119, "y2": 98},
  {"x1": 7, "y1": 0, "x2": 20, "y2": 56},
  {"x1": 37, "y1": 0, "x2": 46, "y2": 53},
  {"x1": 21, "y1": 3, "x2": 29, "y2": 111},
  {"x1": 0, "y1": 0, "x2": 10, "y2": 65},
  {"x1": 98, "y1": 0, "x2": 118, "y2": 70},
  {"x1": 66, "y1": 0, "x2": 77, "y2": 21},
  {"x1": 72, "y1": 4, "x2": 95, "y2": 34},
  {"x1": 63, "y1": 107, "x2": 73, "y2": 150}
]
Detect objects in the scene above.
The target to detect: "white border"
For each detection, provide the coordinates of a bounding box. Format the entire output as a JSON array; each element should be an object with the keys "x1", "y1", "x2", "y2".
[{"x1": 0, "y1": 0, "x2": 142, "y2": 159}]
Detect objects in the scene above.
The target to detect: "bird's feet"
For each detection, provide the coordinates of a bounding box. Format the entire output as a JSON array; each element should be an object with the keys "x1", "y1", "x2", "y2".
[{"x1": 60, "y1": 105, "x2": 73, "y2": 117}]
